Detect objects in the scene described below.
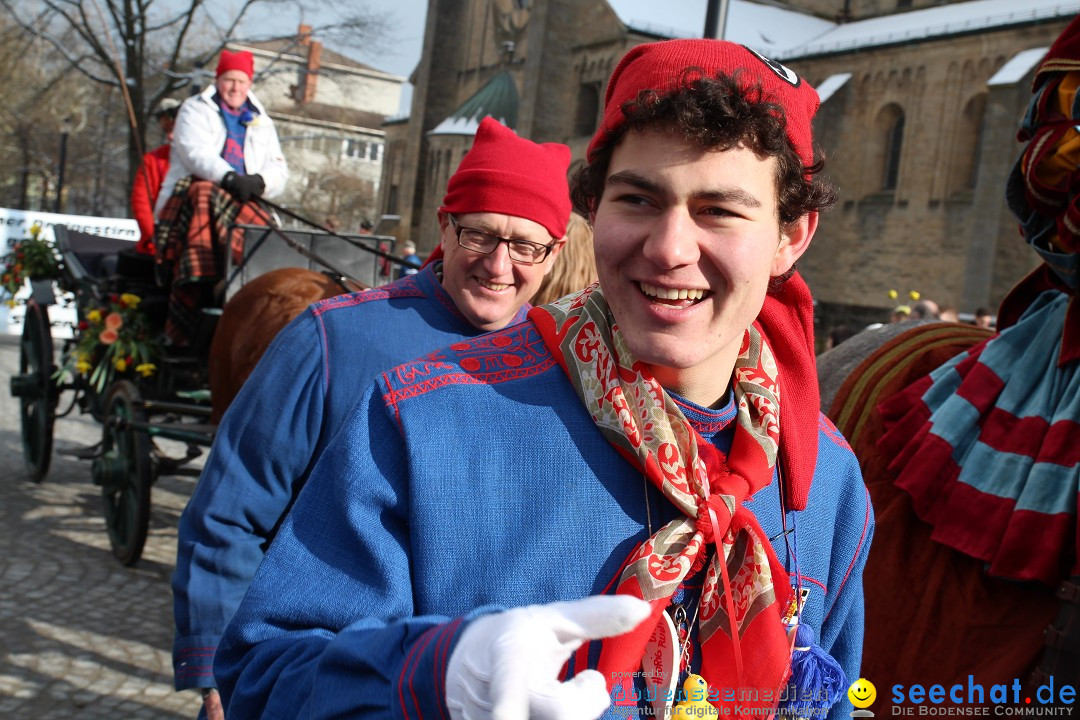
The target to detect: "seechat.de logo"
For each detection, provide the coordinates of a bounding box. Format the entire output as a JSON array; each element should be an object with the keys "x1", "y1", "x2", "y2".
[{"x1": 890, "y1": 676, "x2": 1076, "y2": 716}]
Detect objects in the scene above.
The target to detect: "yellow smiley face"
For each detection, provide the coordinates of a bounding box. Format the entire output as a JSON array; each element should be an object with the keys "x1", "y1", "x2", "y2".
[{"x1": 848, "y1": 678, "x2": 877, "y2": 708}]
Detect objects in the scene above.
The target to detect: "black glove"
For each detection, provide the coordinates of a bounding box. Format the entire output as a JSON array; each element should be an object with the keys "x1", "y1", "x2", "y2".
[{"x1": 221, "y1": 172, "x2": 266, "y2": 203}]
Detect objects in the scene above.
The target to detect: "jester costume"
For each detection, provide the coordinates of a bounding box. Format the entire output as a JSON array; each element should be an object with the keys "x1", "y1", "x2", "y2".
[
  {"x1": 215, "y1": 277, "x2": 872, "y2": 719},
  {"x1": 854, "y1": 15, "x2": 1080, "y2": 688},
  {"x1": 879, "y1": 18, "x2": 1080, "y2": 594}
]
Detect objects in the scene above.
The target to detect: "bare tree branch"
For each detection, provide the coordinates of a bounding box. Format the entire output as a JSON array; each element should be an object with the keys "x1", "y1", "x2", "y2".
[
  {"x1": 0, "y1": 2, "x2": 120, "y2": 86},
  {"x1": 2, "y1": 0, "x2": 397, "y2": 208}
]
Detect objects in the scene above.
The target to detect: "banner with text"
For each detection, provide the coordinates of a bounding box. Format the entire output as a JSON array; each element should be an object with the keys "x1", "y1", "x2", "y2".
[
  {"x1": 1, "y1": 208, "x2": 138, "y2": 337},
  {"x1": 1, "y1": 207, "x2": 138, "y2": 249}
]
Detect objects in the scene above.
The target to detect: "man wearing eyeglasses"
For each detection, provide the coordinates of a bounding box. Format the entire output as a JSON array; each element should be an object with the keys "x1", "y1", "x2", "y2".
[{"x1": 172, "y1": 116, "x2": 570, "y2": 720}]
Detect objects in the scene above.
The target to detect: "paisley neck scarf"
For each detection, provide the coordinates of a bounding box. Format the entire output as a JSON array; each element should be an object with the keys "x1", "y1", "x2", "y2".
[{"x1": 530, "y1": 283, "x2": 797, "y2": 711}]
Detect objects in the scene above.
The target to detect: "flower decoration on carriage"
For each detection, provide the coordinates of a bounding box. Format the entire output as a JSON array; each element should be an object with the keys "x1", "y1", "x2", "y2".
[
  {"x1": 1, "y1": 223, "x2": 61, "y2": 306},
  {"x1": 58, "y1": 292, "x2": 160, "y2": 392}
]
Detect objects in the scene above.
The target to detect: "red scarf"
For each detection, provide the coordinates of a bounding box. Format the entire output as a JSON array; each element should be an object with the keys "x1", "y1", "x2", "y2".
[{"x1": 530, "y1": 282, "x2": 809, "y2": 712}]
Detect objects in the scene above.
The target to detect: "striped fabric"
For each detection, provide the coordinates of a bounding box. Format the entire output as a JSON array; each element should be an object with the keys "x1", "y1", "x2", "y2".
[
  {"x1": 154, "y1": 177, "x2": 264, "y2": 345},
  {"x1": 878, "y1": 291, "x2": 1079, "y2": 586},
  {"x1": 827, "y1": 322, "x2": 1058, "y2": 689}
]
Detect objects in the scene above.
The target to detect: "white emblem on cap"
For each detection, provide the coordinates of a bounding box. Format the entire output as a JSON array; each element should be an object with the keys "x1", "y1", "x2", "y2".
[{"x1": 743, "y1": 46, "x2": 801, "y2": 87}]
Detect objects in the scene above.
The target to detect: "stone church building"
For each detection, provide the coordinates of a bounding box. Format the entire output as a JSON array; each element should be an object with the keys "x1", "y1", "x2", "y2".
[{"x1": 377, "y1": 0, "x2": 1078, "y2": 332}]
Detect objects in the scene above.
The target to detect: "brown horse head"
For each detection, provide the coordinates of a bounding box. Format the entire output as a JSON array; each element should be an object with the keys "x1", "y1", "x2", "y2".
[{"x1": 208, "y1": 268, "x2": 364, "y2": 423}]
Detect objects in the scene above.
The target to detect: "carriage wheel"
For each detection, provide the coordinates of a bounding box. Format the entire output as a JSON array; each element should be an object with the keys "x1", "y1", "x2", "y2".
[
  {"x1": 93, "y1": 380, "x2": 153, "y2": 566},
  {"x1": 10, "y1": 300, "x2": 56, "y2": 481}
]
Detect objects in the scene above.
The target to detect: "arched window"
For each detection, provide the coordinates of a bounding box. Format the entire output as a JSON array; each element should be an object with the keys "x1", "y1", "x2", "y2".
[
  {"x1": 881, "y1": 107, "x2": 905, "y2": 191},
  {"x1": 429, "y1": 150, "x2": 440, "y2": 192},
  {"x1": 574, "y1": 83, "x2": 601, "y2": 137},
  {"x1": 962, "y1": 94, "x2": 987, "y2": 189}
]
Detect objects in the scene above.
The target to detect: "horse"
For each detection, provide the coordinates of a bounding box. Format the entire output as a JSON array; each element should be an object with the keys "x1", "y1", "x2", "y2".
[
  {"x1": 818, "y1": 319, "x2": 1076, "y2": 690},
  {"x1": 207, "y1": 268, "x2": 362, "y2": 423}
]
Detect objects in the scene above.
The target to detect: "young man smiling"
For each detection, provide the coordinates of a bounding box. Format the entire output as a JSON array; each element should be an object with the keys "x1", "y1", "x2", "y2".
[{"x1": 216, "y1": 39, "x2": 871, "y2": 720}]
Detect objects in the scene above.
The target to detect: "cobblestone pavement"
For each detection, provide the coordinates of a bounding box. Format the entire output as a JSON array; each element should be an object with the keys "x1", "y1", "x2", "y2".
[{"x1": 0, "y1": 334, "x2": 204, "y2": 718}]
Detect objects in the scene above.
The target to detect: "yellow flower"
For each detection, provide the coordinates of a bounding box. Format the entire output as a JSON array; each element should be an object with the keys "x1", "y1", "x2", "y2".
[
  {"x1": 87, "y1": 309, "x2": 102, "y2": 323},
  {"x1": 888, "y1": 289, "x2": 898, "y2": 300},
  {"x1": 135, "y1": 363, "x2": 156, "y2": 377},
  {"x1": 114, "y1": 357, "x2": 128, "y2": 372},
  {"x1": 120, "y1": 293, "x2": 141, "y2": 308},
  {"x1": 5, "y1": 299, "x2": 15, "y2": 308},
  {"x1": 909, "y1": 290, "x2": 921, "y2": 300},
  {"x1": 75, "y1": 359, "x2": 92, "y2": 375}
]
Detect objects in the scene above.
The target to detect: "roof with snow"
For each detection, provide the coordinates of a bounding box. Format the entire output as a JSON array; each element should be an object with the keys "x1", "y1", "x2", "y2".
[
  {"x1": 816, "y1": 72, "x2": 852, "y2": 103},
  {"x1": 429, "y1": 71, "x2": 519, "y2": 136},
  {"x1": 428, "y1": 0, "x2": 1079, "y2": 137},
  {"x1": 607, "y1": 0, "x2": 1080, "y2": 60},
  {"x1": 988, "y1": 47, "x2": 1049, "y2": 86},
  {"x1": 778, "y1": 0, "x2": 1080, "y2": 59},
  {"x1": 609, "y1": 0, "x2": 834, "y2": 57}
]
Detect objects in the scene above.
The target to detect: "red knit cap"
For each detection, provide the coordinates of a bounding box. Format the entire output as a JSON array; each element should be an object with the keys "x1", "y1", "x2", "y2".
[
  {"x1": 439, "y1": 117, "x2": 573, "y2": 238},
  {"x1": 587, "y1": 39, "x2": 820, "y2": 168},
  {"x1": 216, "y1": 49, "x2": 254, "y2": 79}
]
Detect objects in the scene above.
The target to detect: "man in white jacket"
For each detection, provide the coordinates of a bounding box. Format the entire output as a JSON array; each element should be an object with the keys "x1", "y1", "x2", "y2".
[
  {"x1": 154, "y1": 49, "x2": 289, "y2": 347},
  {"x1": 155, "y1": 50, "x2": 288, "y2": 214}
]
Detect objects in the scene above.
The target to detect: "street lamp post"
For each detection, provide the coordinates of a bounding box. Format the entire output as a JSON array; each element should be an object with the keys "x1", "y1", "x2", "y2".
[
  {"x1": 54, "y1": 117, "x2": 73, "y2": 213},
  {"x1": 704, "y1": 0, "x2": 730, "y2": 40}
]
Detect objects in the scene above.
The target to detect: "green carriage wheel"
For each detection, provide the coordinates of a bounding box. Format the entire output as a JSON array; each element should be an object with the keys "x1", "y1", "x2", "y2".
[
  {"x1": 94, "y1": 380, "x2": 154, "y2": 566},
  {"x1": 12, "y1": 300, "x2": 56, "y2": 482}
]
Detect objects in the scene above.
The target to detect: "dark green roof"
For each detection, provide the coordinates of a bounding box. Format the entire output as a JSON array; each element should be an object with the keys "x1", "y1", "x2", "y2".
[{"x1": 430, "y1": 71, "x2": 519, "y2": 135}]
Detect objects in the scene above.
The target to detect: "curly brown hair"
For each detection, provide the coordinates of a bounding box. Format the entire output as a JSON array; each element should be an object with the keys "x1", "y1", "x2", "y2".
[{"x1": 571, "y1": 69, "x2": 836, "y2": 228}]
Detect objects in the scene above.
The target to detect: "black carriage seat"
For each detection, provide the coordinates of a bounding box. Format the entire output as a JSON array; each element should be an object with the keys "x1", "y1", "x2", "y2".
[
  {"x1": 53, "y1": 227, "x2": 132, "y2": 280},
  {"x1": 53, "y1": 226, "x2": 168, "y2": 327}
]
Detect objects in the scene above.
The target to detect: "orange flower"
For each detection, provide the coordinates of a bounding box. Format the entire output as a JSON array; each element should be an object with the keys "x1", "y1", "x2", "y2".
[
  {"x1": 99, "y1": 328, "x2": 118, "y2": 345},
  {"x1": 105, "y1": 312, "x2": 124, "y2": 330}
]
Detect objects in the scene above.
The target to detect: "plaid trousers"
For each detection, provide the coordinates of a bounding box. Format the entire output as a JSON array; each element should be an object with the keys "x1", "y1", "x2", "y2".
[{"x1": 154, "y1": 178, "x2": 264, "y2": 346}]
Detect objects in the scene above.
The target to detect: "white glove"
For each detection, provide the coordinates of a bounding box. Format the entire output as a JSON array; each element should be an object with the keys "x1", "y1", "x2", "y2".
[{"x1": 445, "y1": 595, "x2": 652, "y2": 720}]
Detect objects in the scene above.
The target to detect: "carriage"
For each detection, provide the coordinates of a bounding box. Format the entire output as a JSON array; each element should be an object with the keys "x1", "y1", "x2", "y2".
[{"x1": 9, "y1": 217, "x2": 404, "y2": 566}]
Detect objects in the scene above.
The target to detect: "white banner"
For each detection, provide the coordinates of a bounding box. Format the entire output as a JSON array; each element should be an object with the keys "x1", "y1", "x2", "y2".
[
  {"x1": 1, "y1": 207, "x2": 138, "y2": 250},
  {"x1": 1, "y1": 207, "x2": 139, "y2": 337}
]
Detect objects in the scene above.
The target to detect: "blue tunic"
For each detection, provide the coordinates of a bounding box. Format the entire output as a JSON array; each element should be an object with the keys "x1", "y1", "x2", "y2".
[
  {"x1": 171, "y1": 264, "x2": 528, "y2": 691},
  {"x1": 215, "y1": 320, "x2": 874, "y2": 719}
]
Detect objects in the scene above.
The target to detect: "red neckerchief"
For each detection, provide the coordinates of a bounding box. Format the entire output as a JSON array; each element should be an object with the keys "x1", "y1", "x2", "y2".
[{"x1": 529, "y1": 280, "x2": 818, "y2": 713}]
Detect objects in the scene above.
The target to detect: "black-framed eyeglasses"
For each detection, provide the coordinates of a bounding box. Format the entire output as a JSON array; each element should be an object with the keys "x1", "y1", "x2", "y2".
[{"x1": 449, "y1": 216, "x2": 557, "y2": 265}]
